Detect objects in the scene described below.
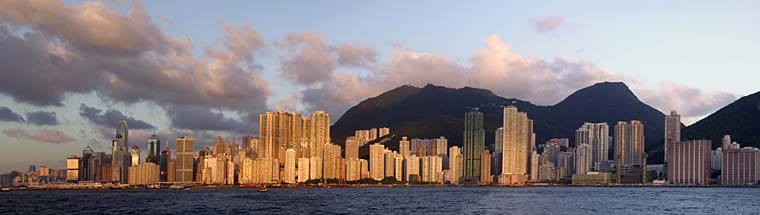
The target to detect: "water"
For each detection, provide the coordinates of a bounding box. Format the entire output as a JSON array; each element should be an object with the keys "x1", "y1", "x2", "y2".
[{"x1": 1, "y1": 187, "x2": 759, "y2": 214}]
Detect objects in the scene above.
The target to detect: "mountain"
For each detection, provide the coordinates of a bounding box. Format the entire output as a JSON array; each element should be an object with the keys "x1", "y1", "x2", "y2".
[
  {"x1": 683, "y1": 91, "x2": 760, "y2": 149},
  {"x1": 331, "y1": 82, "x2": 669, "y2": 163}
]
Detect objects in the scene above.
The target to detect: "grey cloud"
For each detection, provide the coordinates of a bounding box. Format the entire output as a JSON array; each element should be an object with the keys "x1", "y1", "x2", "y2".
[
  {"x1": 0, "y1": 106, "x2": 24, "y2": 122},
  {"x1": 165, "y1": 105, "x2": 255, "y2": 133},
  {"x1": 532, "y1": 16, "x2": 565, "y2": 33},
  {"x1": 26, "y1": 111, "x2": 59, "y2": 126},
  {"x1": 79, "y1": 104, "x2": 155, "y2": 129},
  {"x1": 336, "y1": 43, "x2": 377, "y2": 67},
  {"x1": 0, "y1": 0, "x2": 270, "y2": 134},
  {"x1": 279, "y1": 32, "x2": 337, "y2": 85}
]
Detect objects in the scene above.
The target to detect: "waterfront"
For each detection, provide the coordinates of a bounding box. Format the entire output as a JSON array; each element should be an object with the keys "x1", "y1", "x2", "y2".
[{"x1": 1, "y1": 187, "x2": 758, "y2": 214}]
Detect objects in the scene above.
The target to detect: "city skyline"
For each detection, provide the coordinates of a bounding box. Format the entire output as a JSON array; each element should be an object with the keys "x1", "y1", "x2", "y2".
[{"x1": 0, "y1": 1, "x2": 758, "y2": 174}]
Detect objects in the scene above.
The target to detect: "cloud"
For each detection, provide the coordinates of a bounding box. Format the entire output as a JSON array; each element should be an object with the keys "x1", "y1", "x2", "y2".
[
  {"x1": 0, "y1": 106, "x2": 24, "y2": 122},
  {"x1": 25, "y1": 111, "x2": 60, "y2": 126},
  {"x1": 279, "y1": 32, "x2": 337, "y2": 85},
  {"x1": 79, "y1": 104, "x2": 155, "y2": 129},
  {"x1": 2, "y1": 128, "x2": 75, "y2": 144},
  {"x1": 165, "y1": 105, "x2": 253, "y2": 133},
  {"x1": 336, "y1": 43, "x2": 377, "y2": 67},
  {"x1": 0, "y1": 0, "x2": 270, "y2": 130},
  {"x1": 532, "y1": 15, "x2": 565, "y2": 33},
  {"x1": 634, "y1": 81, "x2": 738, "y2": 117}
]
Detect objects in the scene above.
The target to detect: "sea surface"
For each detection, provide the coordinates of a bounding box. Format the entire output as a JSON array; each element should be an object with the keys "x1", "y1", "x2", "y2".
[{"x1": 1, "y1": 187, "x2": 759, "y2": 214}]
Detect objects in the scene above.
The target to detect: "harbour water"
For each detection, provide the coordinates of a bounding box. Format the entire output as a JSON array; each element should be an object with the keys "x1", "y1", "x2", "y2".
[{"x1": 1, "y1": 187, "x2": 758, "y2": 214}]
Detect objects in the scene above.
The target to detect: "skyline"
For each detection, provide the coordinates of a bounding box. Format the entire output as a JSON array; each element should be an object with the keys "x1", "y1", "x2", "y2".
[{"x1": 1, "y1": 0, "x2": 759, "y2": 172}]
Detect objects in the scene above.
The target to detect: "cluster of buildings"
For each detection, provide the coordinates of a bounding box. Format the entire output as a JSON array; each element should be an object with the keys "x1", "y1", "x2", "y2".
[{"x1": 3, "y1": 107, "x2": 760, "y2": 188}]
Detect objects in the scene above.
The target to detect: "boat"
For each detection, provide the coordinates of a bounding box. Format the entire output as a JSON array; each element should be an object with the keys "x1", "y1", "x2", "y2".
[
  {"x1": 1, "y1": 187, "x2": 10, "y2": 192},
  {"x1": 257, "y1": 185, "x2": 268, "y2": 192}
]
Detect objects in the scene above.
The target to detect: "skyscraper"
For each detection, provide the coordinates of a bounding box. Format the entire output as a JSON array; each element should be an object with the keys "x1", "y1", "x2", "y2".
[
  {"x1": 576, "y1": 122, "x2": 609, "y2": 171},
  {"x1": 160, "y1": 146, "x2": 171, "y2": 182},
  {"x1": 664, "y1": 110, "x2": 681, "y2": 163},
  {"x1": 575, "y1": 143, "x2": 593, "y2": 175},
  {"x1": 481, "y1": 150, "x2": 492, "y2": 184},
  {"x1": 310, "y1": 111, "x2": 330, "y2": 159},
  {"x1": 448, "y1": 146, "x2": 462, "y2": 184},
  {"x1": 369, "y1": 143, "x2": 385, "y2": 180},
  {"x1": 614, "y1": 120, "x2": 645, "y2": 182},
  {"x1": 399, "y1": 137, "x2": 411, "y2": 158},
  {"x1": 130, "y1": 145, "x2": 140, "y2": 167},
  {"x1": 501, "y1": 106, "x2": 532, "y2": 185},
  {"x1": 146, "y1": 134, "x2": 161, "y2": 164},
  {"x1": 284, "y1": 148, "x2": 296, "y2": 183},
  {"x1": 175, "y1": 137, "x2": 194, "y2": 183},
  {"x1": 345, "y1": 136, "x2": 359, "y2": 159},
  {"x1": 463, "y1": 109, "x2": 485, "y2": 183},
  {"x1": 495, "y1": 127, "x2": 504, "y2": 153},
  {"x1": 112, "y1": 120, "x2": 130, "y2": 183}
]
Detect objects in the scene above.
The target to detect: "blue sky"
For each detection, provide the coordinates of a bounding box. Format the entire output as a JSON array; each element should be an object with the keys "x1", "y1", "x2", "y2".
[{"x1": 0, "y1": 0, "x2": 757, "y2": 172}]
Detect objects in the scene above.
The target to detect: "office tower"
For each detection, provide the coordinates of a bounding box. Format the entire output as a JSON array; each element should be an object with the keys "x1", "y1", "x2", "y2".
[
  {"x1": 501, "y1": 106, "x2": 532, "y2": 184},
  {"x1": 495, "y1": 127, "x2": 504, "y2": 153},
  {"x1": 384, "y1": 150, "x2": 397, "y2": 179},
  {"x1": 722, "y1": 144, "x2": 760, "y2": 185},
  {"x1": 66, "y1": 155, "x2": 79, "y2": 182},
  {"x1": 284, "y1": 148, "x2": 296, "y2": 183},
  {"x1": 379, "y1": 127, "x2": 390, "y2": 137},
  {"x1": 175, "y1": 137, "x2": 194, "y2": 183},
  {"x1": 130, "y1": 145, "x2": 140, "y2": 167},
  {"x1": 160, "y1": 147, "x2": 171, "y2": 182},
  {"x1": 449, "y1": 146, "x2": 462, "y2": 184},
  {"x1": 576, "y1": 122, "x2": 610, "y2": 171},
  {"x1": 463, "y1": 109, "x2": 485, "y2": 183},
  {"x1": 146, "y1": 134, "x2": 161, "y2": 164},
  {"x1": 112, "y1": 120, "x2": 130, "y2": 182},
  {"x1": 481, "y1": 150, "x2": 492, "y2": 184},
  {"x1": 323, "y1": 143, "x2": 341, "y2": 179},
  {"x1": 667, "y1": 140, "x2": 711, "y2": 185},
  {"x1": 128, "y1": 163, "x2": 159, "y2": 185},
  {"x1": 345, "y1": 158, "x2": 360, "y2": 181},
  {"x1": 394, "y1": 155, "x2": 404, "y2": 182},
  {"x1": 370, "y1": 143, "x2": 385, "y2": 180},
  {"x1": 664, "y1": 110, "x2": 681, "y2": 163},
  {"x1": 404, "y1": 155, "x2": 420, "y2": 182},
  {"x1": 345, "y1": 136, "x2": 359, "y2": 159},
  {"x1": 79, "y1": 146, "x2": 93, "y2": 181},
  {"x1": 575, "y1": 144, "x2": 592, "y2": 175},
  {"x1": 399, "y1": 137, "x2": 411, "y2": 158},
  {"x1": 298, "y1": 158, "x2": 311, "y2": 182}
]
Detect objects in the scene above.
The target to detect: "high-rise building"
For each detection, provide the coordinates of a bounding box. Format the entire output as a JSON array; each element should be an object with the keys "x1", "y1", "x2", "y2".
[
  {"x1": 667, "y1": 140, "x2": 711, "y2": 185},
  {"x1": 128, "y1": 162, "x2": 159, "y2": 185},
  {"x1": 530, "y1": 151, "x2": 540, "y2": 182},
  {"x1": 614, "y1": 120, "x2": 645, "y2": 183},
  {"x1": 309, "y1": 156, "x2": 323, "y2": 180},
  {"x1": 345, "y1": 158, "x2": 360, "y2": 181},
  {"x1": 369, "y1": 143, "x2": 385, "y2": 180},
  {"x1": 323, "y1": 143, "x2": 342, "y2": 179},
  {"x1": 298, "y1": 158, "x2": 310, "y2": 182},
  {"x1": 481, "y1": 150, "x2": 492, "y2": 184},
  {"x1": 664, "y1": 110, "x2": 681, "y2": 163},
  {"x1": 722, "y1": 135, "x2": 740, "y2": 150},
  {"x1": 310, "y1": 111, "x2": 330, "y2": 159},
  {"x1": 399, "y1": 137, "x2": 411, "y2": 158},
  {"x1": 66, "y1": 155, "x2": 79, "y2": 182},
  {"x1": 722, "y1": 144, "x2": 760, "y2": 185},
  {"x1": 379, "y1": 127, "x2": 390, "y2": 138},
  {"x1": 111, "y1": 120, "x2": 130, "y2": 183},
  {"x1": 575, "y1": 144, "x2": 592, "y2": 175},
  {"x1": 384, "y1": 150, "x2": 397, "y2": 179},
  {"x1": 345, "y1": 136, "x2": 359, "y2": 159},
  {"x1": 449, "y1": 146, "x2": 462, "y2": 184},
  {"x1": 284, "y1": 149, "x2": 296, "y2": 183},
  {"x1": 576, "y1": 122, "x2": 610, "y2": 171},
  {"x1": 501, "y1": 106, "x2": 532, "y2": 185},
  {"x1": 711, "y1": 148, "x2": 723, "y2": 171},
  {"x1": 495, "y1": 127, "x2": 504, "y2": 153},
  {"x1": 463, "y1": 109, "x2": 485, "y2": 183},
  {"x1": 79, "y1": 146, "x2": 93, "y2": 181},
  {"x1": 130, "y1": 145, "x2": 140, "y2": 167},
  {"x1": 159, "y1": 146, "x2": 171, "y2": 182},
  {"x1": 175, "y1": 137, "x2": 194, "y2": 183},
  {"x1": 146, "y1": 134, "x2": 161, "y2": 164},
  {"x1": 394, "y1": 155, "x2": 404, "y2": 182},
  {"x1": 369, "y1": 128, "x2": 378, "y2": 140},
  {"x1": 404, "y1": 155, "x2": 420, "y2": 182}
]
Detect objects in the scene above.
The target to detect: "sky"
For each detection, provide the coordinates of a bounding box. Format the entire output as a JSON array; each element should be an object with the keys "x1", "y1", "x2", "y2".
[{"x1": 0, "y1": 0, "x2": 758, "y2": 172}]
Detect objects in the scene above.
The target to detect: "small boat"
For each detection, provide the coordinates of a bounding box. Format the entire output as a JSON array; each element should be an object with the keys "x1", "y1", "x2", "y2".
[
  {"x1": 257, "y1": 185, "x2": 268, "y2": 192},
  {"x1": 1, "y1": 187, "x2": 10, "y2": 192}
]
